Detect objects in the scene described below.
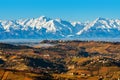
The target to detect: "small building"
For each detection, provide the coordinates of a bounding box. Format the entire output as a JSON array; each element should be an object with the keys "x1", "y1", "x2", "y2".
[{"x1": 68, "y1": 65, "x2": 75, "y2": 70}]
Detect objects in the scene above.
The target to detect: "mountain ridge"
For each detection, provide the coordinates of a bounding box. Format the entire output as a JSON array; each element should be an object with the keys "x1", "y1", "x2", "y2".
[{"x1": 0, "y1": 16, "x2": 120, "y2": 39}]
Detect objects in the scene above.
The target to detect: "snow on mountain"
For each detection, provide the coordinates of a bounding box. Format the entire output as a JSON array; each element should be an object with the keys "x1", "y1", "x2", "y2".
[
  {"x1": 77, "y1": 17, "x2": 120, "y2": 38},
  {"x1": 0, "y1": 16, "x2": 120, "y2": 39}
]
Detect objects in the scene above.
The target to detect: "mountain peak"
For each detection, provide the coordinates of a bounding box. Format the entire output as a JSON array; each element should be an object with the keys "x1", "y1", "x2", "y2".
[
  {"x1": 38, "y1": 16, "x2": 50, "y2": 21},
  {"x1": 96, "y1": 17, "x2": 107, "y2": 21},
  {"x1": 55, "y1": 18, "x2": 62, "y2": 22},
  {"x1": 0, "y1": 16, "x2": 120, "y2": 39}
]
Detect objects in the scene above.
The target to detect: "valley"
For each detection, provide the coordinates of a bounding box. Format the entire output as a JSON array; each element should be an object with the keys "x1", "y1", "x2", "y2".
[{"x1": 0, "y1": 40, "x2": 120, "y2": 80}]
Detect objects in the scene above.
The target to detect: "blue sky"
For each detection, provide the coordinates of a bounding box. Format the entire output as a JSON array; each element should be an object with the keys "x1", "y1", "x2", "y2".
[{"x1": 0, "y1": 0, "x2": 120, "y2": 22}]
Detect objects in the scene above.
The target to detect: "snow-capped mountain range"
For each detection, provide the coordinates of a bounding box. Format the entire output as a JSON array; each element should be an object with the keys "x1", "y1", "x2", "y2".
[{"x1": 0, "y1": 16, "x2": 120, "y2": 39}]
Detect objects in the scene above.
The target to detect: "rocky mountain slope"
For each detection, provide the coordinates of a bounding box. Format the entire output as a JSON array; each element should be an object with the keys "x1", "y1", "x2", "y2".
[{"x1": 0, "y1": 16, "x2": 120, "y2": 39}]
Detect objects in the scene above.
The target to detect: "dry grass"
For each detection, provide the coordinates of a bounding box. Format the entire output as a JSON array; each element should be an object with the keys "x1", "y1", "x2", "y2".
[{"x1": 0, "y1": 70, "x2": 42, "y2": 80}]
